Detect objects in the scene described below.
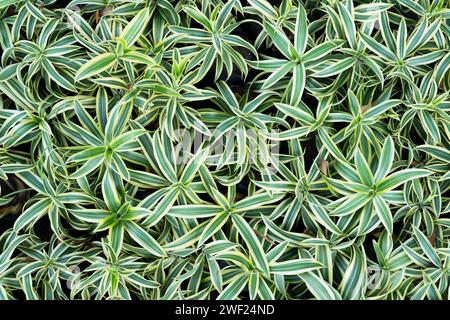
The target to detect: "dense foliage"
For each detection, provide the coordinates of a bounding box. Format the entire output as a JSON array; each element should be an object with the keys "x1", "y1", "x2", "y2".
[{"x1": 0, "y1": 0, "x2": 449, "y2": 300}]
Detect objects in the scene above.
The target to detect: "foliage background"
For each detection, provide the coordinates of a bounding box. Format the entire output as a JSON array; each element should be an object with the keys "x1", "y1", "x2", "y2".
[{"x1": 0, "y1": 0, "x2": 449, "y2": 300}]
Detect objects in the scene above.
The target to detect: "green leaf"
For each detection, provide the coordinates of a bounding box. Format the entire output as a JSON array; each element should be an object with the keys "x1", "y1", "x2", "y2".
[
  {"x1": 270, "y1": 258, "x2": 322, "y2": 275},
  {"x1": 14, "y1": 198, "x2": 51, "y2": 231},
  {"x1": 302, "y1": 40, "x2": 344, "y2": 62},
  {"x1": 299, "y1": 272, "x2": 342, "y2": 300},
  {"x1": 372, "y1": 196, "x2": 393, "y2": 235},
  {"x1": 412, "y1": 226, "x2": 441, "y2": 267},
  {"x1": 102, "y1": 171, "x2": 122, "y2": 212},
  {"x1": 119, "y1": 8, "x2": 150, "y2": 46},
  {"x1": 339, "y1": 247, "x2": 366, "y2": 299},
  {"x1": 198, "y1": 211, "x2": 229, "y2": 247},
  {"x1": 312, "y1": 57, "x2": 355, "y2": 78},
  {"x1": 337, "y1": 2, "x2": 357, "y2": 49},
  {"x1": 377, "y1": 169, "x2": 432, "y2": 193},
  {"x1": 354, "y1": 149, "x2": 374, "y2": 186},
  {"x1": 75, "y1": 53, "x2": 117, "y2": 82},
  {"x1": 168, "y1": 205, "x2": 223, "y2": 218},
  {"x1": 416, "y1": 145, "x2": 450, "y2": 162},
  {"x1": 217, "y1": 273, "x2": 248, "y2": 300},
  {"x1": 290, "y1": 63, "x2": 305, "y2": 106},
  {"x1": 263, "y1": 20, "x2": 297, "y2": 60},
  {"x1": 295, "y1": 5, "x2": 308, "y2": 54},
  {"x1": 125, "y1": 221, "x2": 166, "y2": 257},
  {"x1": 364, "y1": 100, "x2": 402, "y2": 119},
  {"x1": 360, "y1": 32, "x2": 397, "y2": 61},
  {"x1": 143, "y1": 188, "x2": 179, "y2": 227},
  {"x1": 374, "y1": 136, "x2": 394, "y2": 182},
  {"x1": 231, "y1": 214, "x2": 270, "y2": 275}
]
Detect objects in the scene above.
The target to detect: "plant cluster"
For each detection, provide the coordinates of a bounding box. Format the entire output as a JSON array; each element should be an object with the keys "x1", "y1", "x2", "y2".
[{"x1": 0, "y1": 0, "x2": 449, "y2": 300}]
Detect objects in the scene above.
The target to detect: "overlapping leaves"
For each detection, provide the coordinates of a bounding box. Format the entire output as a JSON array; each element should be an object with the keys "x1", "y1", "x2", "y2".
[{"x1": 0, "y1": 0, "x2": 449, "y2": 300}]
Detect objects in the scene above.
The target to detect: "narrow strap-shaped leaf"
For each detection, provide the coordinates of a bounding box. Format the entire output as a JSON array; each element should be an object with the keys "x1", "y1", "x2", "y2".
[
  {"x1": 354, "y1": 148, "x2": 374, "y2": 186},
  {"x1": 363, "y1": 100, "x2": 402, "y2": 119},
  {"x1": 295, "y1": 4, "x2": 308, "y2": 54},
  {"x1": 372, "y1": 195, "x2": 393, "y2": 235},
  {"x1": 339, "y1": 247, "x2": 366, "y2": 299},
  {"x1": 234, "y1": 192, "x2": 285, "y2": 212},
  {"x1": 198, "y1": 211, "x2": 230, "y2": 247},
  {"x1": 231, "y1": 214, "x2": 270, "y2": 275},
  {"x1": 290, "y1": 63, "x2": 305, "y2": 106},
  {"x1": 360, "y1": 32, "x2": 397, "y2": 61},
  {"x1": 167, "y1": 205, "x2": 223, "y2": 218},
  {"x1": 217, "y1": 273, "x2": 248, "y2": 300},
  {"x1": 270, "y1": 258, "x2": 322, "y2": 275},
  {"x1": 14, "y1": 198, "x2": 52, "y2": 232},
  {"x1": 119, "y1": 8, "x2": 150, "y2": 46},
  {"x1": 303, "y1": 40, "x2": 343, "y2": 62},
  {"x1": 263, "y1": 20, "x2": 297, "y2": 60},
  {"x1": 337, "y1": 2, "x2": 357, "y2": 49},
  {"x1": 75, "y1": 52, "x2": 116, "y2": 82},
  {"x1": 125, "y1": 221, "x2": 166, "y2": 257},
  {"x1": 412, "y1": 226, "x2": 441, "y2": 267},
  {"x1": 300, "y1": 272, "x2": 342, "y2": 300},
  {"x1": 312, "y1": 57, "x2": 355, "y2": 78},
  {"x1": 377, "y1": 169, "x2": 432, "y2": 193},
  {"x1": 101, "y1": 170, "x2": 122, "y2": 212},
  {"x1": 143, "y1": 188, "x2": 179, "y2": 227},
  {"x1": 416, "y1": 145, "x2": 450, "y2": 162},
  {"x1": 374, "y1": 136, "x2": 394, "y2": 182}
]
